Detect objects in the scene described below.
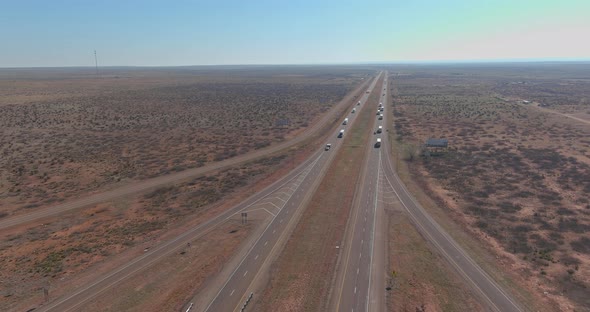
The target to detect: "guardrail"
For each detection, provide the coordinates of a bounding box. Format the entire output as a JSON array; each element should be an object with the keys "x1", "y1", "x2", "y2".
[{"x1": 240, "y1": 292, "x2": 254, "y2": 311}]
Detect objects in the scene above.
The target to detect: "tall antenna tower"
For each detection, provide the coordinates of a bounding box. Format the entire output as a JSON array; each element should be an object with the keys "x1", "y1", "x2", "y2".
[{"x1": 94, "y1": 50, "x2": 99, "y2": 76}]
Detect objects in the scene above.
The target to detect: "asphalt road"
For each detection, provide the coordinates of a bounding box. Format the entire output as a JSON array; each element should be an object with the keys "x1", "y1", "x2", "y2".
[
  {"x1": 333, "y1": 74, "x2": 388, "y2": 312},
  {"x1": 35, "y1": 145, "x2": 324, "y2": 312},
  {"x1": 334, "y1": 72, "x2": 523, "y2": 312},
  {"x1": 0, "y1": 76, "x2": 373, "y2": 232},
  {"x1": 202, "y1": 74, "x2": 384, "y2": 312},
  {"x1": 376, "y1": 74, "x2": 523, "y2": 312},
  {"x1": 34, "y1": 73, "x2": 383, "y2": 312}
]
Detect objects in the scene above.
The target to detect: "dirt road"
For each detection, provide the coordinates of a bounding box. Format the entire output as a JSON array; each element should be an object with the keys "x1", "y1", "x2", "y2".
[{"x1": 0, "y1": 76, "x2": 374, "y2": 231}]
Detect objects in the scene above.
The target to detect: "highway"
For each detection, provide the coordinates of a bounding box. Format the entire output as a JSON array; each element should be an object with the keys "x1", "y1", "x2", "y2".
[
  {"x1": 32, "y1": 69, "x2": 525, "y2": 312},
  {"x1": 333, "y1": 73, "x2": 388, "y2": 312},
  {"x1": 201, "y1": 72, "x2": 384, "y2": 312},
  {"x1": 0, "y1": 76, "x2": 373, "y2": 232},
  {"x1": 378, "y1": 137, "x2": 524, "y2": 312},
  {"x1": 332, "y1": 72, "x2": 524, "y2": 312},
  {"x1": 35, "y1": 73, "x2": 383, "y2": 312},
  {"x1": 376, "y1": 73, "x2": 522, "y2": 311}
]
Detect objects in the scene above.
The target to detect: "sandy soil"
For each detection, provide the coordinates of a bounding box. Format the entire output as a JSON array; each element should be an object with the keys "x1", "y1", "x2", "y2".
[{"x1": 388, "y1": 65, "x2": 590, "y2": 311}]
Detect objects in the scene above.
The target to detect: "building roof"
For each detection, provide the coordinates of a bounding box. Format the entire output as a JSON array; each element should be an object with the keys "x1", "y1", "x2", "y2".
[{"x1": 426, "y1": 138, "x2": 448, "y2": 148}]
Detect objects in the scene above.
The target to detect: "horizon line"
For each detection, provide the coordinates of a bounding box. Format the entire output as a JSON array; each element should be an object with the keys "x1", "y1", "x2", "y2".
[{"x1": 2, "y1": 57, "x2": 590, "y2": 69}]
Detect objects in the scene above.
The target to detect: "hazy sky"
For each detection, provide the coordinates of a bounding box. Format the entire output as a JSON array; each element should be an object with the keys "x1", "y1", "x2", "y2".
[{"x1": 1, "y1": 0, "x2": 589, "y2": 67}]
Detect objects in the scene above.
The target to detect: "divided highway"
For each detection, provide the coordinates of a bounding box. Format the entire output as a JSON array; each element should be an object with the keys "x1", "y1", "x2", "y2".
[
  {"x1": 333, "y1": 74, "x2": 388, "y2": 312},
  {"x1": 202, "y1": 73, "x2": 384, "y2": 312},
  {"x1": 36, "y1": 73, "x2": 383, "y2": 312},
  {"x1": 333, "y1": 71, "x2": 523, "y2": 312}
]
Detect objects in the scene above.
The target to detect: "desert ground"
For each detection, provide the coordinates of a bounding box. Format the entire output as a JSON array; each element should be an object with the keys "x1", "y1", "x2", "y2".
[
  {"x1": 387, "y1": 63, "x2": 590, "y2": 311},
  {"x1": 3, "y1": 63, "x2": 588, "y2": 311},
  {"x1": 0, "y1": 66, "x2": 372, "y2": 217},
  {"x1": 0, "y1": 66, "x2": 374, "y2": 310}
]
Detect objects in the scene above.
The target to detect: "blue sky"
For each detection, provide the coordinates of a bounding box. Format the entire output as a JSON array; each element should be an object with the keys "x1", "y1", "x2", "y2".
[{"x1": 1, "y1": 0, "x2": 589, "y2": 67}]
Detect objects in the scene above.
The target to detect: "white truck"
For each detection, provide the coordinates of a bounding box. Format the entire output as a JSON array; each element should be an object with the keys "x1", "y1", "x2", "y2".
[
  {"x1": 325, "y1": 143, "x2": 332, "y2": 151},
  {"x1": 351, "y1": 108, "x2": 356, "y2": 114},
  {"x1": 378, "y1": 114, "x2": 383, "y2": 120},
  {"x1": 338, "y1": 129, "x2": 344, "y2": 138},
  {"x1": 343, "y1": 118, "x2": 348, "y2": 125},
  {"x1": 375, "y1": 138, "x2": 382, "y2": 148},
  {"x1": 357, "y1": 101, "x2": 361, "y2": 106},
  {"x1": 377, "y1": 126, "x2": 382, "y2": 133}
]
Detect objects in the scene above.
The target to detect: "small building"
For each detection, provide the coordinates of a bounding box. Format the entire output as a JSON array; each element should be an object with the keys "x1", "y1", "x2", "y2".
[
  {"x1": 424, "y1": 138, "x2": 448, "y2": 156},
  {"x1": 522, "y1": 100, "x2": 530, "y2": 104}
]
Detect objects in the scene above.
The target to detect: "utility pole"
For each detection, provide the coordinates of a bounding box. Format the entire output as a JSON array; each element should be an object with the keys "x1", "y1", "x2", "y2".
[{"x1": 94, "y1": 50, "x2": 98, "y2": 77}]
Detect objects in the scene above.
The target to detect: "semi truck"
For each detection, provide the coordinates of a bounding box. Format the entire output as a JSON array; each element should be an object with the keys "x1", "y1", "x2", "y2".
[
  {"x1": 375, "y1": 138, "x2": 382, "y2": 148},
  {"x1": 338, "y1": 129, "x2": 344, "y2": 138},
  {"x1": 343, "y1": 118, "x2": 348, "y2": 125}
]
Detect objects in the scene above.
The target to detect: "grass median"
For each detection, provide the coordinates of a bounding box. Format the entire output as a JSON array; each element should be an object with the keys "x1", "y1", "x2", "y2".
[{"x1": 253, "y1": 77, "x2": 382, "y2": 311}]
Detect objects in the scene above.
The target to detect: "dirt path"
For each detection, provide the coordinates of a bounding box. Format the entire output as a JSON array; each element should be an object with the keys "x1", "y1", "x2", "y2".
[
  {"x1": 529, "y1": 104, "x2": 590, "y2": 126},
  {"x1": 0, "y1": 76, "x2": 374, "y2": 231}
]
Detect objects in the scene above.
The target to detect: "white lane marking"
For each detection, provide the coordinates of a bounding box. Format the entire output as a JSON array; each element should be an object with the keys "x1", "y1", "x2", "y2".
[
  {"x1": 359, "y1": 252, "x2": 362, "y2": 259},
  {"x1": 273, "y1": 229, "x2": 276, "y2": 234},
  {"x1": 357, "y1": 268, "x2": 359, "y2": 275},
  {"x1": 255, "y1": 254, "x2": 259, "y2": 260},
  {"x1": 264, "y1": 241, "x2": 268, "y2": 246},
  {"x1": 361, "y1": 239, "x2": 364, "y2": 245},
  {"x1": 354, "y1": 286, "x2": 357, "y2": 294},
  {"x1": 243, "y1": 271, "x2": 248, "y2": 277},
  {"x1": 230, "y1": 289, "x2": 235, "y2": 296}
]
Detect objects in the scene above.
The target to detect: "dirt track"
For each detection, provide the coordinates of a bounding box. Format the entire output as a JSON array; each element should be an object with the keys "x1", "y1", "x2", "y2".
[{"x1": 0, "y1": 75, "x2": 374, "y2": 231}]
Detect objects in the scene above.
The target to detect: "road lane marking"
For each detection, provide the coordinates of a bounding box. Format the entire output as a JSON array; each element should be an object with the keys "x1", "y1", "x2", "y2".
[
  {"x1": 354, "y1": 286, "x2": 357, "y2": 294},
  {"x1": 357, "y1": 268, "x2": 359, "y2": 275},
  {"x1": 264, "y1": 241, "x2": 268, "y2": 246},
  {"x1": 255, "y1": 254, "x2": 259, "y2": 260},
  {"x1": 230, "y1": 289, "x2": 235, "y2": 296},
  {"x1": 243, "y1": 271, "x2": 248, "y2": 277}
]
